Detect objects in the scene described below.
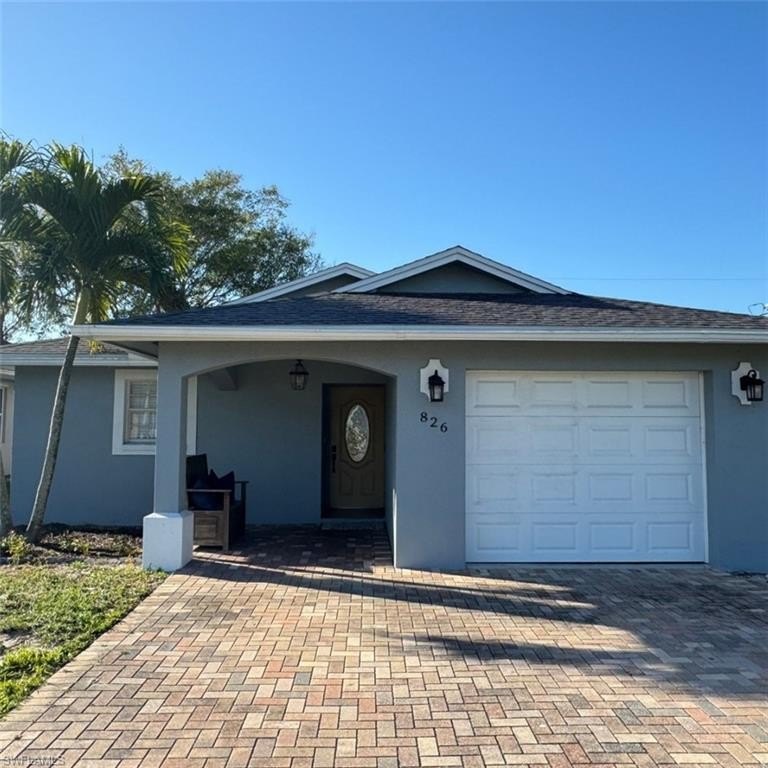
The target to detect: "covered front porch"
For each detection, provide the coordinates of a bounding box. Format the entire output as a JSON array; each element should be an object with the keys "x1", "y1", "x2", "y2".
[
  {"x1": 142, "y1": 344, "x2": 411, "y2": 570},
  {"x1": 193, "y1": 359, "x2": 394, "y2": 525}
]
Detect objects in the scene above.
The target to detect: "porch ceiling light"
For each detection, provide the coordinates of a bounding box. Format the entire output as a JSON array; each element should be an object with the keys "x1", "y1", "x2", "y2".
[
  {"x1": 428, "y1": 370, "x2": 445, "y2": 402},
  {"x1": 740, "y1": 369, "x2": 764, "y2": 403},
  {"x1": 289, "y1": 359, "x2": 309, "y2": 391}
]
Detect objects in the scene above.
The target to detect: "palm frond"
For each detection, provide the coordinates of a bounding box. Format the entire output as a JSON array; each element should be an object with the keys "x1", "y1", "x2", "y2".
[
  {"x1": 0, "y1": 243, "x2": 18, "y2": 304},
  {"x1": 99, "y1": 175, "x2": 163, "y2": 232},
  {"x1": 0, "y1": 137, "x2": 38, "y2": 182},
  {"x1": 155, "y1": 217, "x2": 191, "y2": 275},
  {"x1": 13, "y1": 242, "x2": 74, "y2": 325},
  {"x1": 11, "y1": 171, "x2": 79, "y2": 241},
  {"x1": 46, "y1": 144, "x2": 102, "y2": 209}
]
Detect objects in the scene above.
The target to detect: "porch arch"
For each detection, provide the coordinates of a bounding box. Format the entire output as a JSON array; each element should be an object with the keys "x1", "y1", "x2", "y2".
[
  {"x1": 146, "y1": 351, "x2": 399, "y2": 570},
  {"x1": 157, "y1": 340, "x2": 401, "y2": 381}
]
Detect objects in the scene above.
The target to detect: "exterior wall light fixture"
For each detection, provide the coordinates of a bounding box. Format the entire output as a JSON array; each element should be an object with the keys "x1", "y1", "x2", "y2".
[
  {"x1": 740, "y1": 369, "x2": 764, "y2": 403},
  {"x1": 731, "y1": 362, "x2": 764, "y2": 406},
  {"x1": 289, "y1": 360, "x2": 309, "y2": 391},
  {"x1": 428, "y1": 370, "x2": 445, "y2": 402},
  {"x1": 419, "y1": 359, "x2": 449, "y2": 402}
]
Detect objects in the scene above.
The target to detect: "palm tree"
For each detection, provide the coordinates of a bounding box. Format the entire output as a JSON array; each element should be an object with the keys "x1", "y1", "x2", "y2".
[
  {"x1": 0, "y1": 139, "x2": 38, "y2": 345},
  {"x1": 0, "y1": 138, "x2": 38, "y2": 536},
  {"x1": 2, "y1": 141, "x2": 189, "y2": 541}
]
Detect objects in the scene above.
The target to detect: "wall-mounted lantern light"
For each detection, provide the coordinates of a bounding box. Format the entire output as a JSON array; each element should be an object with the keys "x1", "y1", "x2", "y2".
[
  {"x1": 428, "y1": 370, "x2": 445, "y2": 402},
  {"x1": 740, "y1": 369, "x2": 764, "y2": 403},
  {"x1": 289, "y1": 359, "x2": 309, "y2": 391},
  {"x1": 731, "y1": 362, "x2": 763, "y2": 406},
  {"x1": 419, "y1": 359, "x2": 449, "y2": 402}
]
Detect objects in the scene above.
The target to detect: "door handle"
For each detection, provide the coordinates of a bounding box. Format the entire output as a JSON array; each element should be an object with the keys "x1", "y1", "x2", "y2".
[{"x1": 331, "y1": 445, "x2": 337, "y2": 473}]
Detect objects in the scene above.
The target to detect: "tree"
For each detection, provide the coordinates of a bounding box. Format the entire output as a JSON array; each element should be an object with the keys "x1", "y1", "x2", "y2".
[
  {"x1": 1, "y1": 140, "x2": 189, "y2": 541},
  {"x1": 0, "y1": 139, "x2": 38, "y2": 343},
  {"x1": 106, "y1": 150, "x2": 319, "y2": 315},
  {"x1": 0, "y1": 452, "x2": 11, "y2": 537}
]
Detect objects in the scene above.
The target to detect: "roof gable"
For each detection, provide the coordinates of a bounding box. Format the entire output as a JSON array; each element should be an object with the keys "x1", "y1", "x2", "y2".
[
  {"x1": 336, "y1": 246, "x2": 568, "y2": 295},
  {"x1": 370, "y1": 262, "x2": 531, "y2": 295},
  {"x1": 228, "y1": 263, "x2": 374, "y2": 305}
]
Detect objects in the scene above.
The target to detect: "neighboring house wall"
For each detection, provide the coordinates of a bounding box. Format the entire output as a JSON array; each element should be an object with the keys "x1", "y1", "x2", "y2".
[
  {"x1": 196, "y1": 360, "x2": 390, "y2": 524},
  {"x1": 378, "y1": 263, "x2": 529, "y2": 294},
  {"x1": 11, "y1": 367, "x2": 155, "y2": 528},
  {"x1": 155, "y1": 339, "x2": 768, "y2": 572},
  {"x1": 0, "y1": 379, "x2": 13, "y2": 474}
]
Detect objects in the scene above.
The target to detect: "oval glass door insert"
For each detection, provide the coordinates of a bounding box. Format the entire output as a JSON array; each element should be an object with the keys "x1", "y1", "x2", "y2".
[{"x1": 345, "y1": 404, "x2": 370, "y2": 463}]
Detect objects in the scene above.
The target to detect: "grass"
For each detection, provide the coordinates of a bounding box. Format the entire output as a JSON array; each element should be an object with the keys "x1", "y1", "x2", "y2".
[{"x1": 0, "y1": 561, "x2": 165, "y2": 716}]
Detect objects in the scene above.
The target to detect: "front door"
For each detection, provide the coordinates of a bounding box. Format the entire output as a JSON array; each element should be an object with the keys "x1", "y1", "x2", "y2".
[{"x1": 325, "y1": 385, "x2": 385, "y2": 516}]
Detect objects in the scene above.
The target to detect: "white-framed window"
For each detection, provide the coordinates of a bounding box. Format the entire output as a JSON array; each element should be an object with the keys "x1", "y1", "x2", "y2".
[{"x1": 113, "y1": 370, "x2": 158, "y2": 455}]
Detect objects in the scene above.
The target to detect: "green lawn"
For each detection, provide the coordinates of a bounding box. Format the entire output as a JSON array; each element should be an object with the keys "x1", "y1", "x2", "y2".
[{"x1": 0, "y1": 557, "x2": 165, "y2": 716}]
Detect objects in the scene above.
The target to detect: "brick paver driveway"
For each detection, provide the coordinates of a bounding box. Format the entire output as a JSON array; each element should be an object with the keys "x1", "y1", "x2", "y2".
[{"x1": 1, "y1": 527, "x2": 768, "y2": 767}]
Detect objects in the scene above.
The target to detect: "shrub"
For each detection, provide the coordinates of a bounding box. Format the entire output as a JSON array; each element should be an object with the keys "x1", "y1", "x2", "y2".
[{"x1": 0, "y1": 533, "x2": 32, "y2": 564}]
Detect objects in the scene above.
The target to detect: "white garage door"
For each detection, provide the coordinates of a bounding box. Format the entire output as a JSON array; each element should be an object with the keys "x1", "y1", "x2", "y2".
[{"x1": 466, "y1": 371, "x2": 706, "y2": 563}]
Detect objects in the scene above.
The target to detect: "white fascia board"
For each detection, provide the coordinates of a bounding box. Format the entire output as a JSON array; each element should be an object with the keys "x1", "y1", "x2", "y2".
[
  {"x1": 336, "y1": 246, "x2": 569, "y2": 295},
  {"x1": 0, "y1": 352, "x2": 157, "y2": 367},
  {"x1": 226, "y1": 263, "x2": 375, "y2": 305},
  {"x1": 72, "y1": 323, "x2": 768, "y2": 345}
]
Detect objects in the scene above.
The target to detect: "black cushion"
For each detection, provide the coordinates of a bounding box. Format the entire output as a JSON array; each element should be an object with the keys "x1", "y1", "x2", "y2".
[
  {"x1": 212, "y1": 470, "x2": 235, "y2": 496},
  {"x1": 188, "y1": 475, "x2": 220, "y2": 511},
  {"x1": 186, "y1": 454, "x2": 209, "y2": 488}
]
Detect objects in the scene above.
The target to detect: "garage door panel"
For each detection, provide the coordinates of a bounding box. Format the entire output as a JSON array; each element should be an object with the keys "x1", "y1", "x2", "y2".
[
  {"x1": 468, "y1": 419, "x2": 701, "y2": 465},
  {"x1": 532, "y1": 522, "x2": 578, "y2": 552},
  {"x1": 469, "y1": 465, "x2": 704, "y2": 514},
  {"x1": 467, "y1": 466, "x2": 519, "y2": 513},
  {"x1": 467, "y1": 372, "x2": 700, "y2": 417},
  {"x1": 466, "y1": 514, "x2": 704, "y2": 562},
  {"x1": 467, "y1": 421, "x2": 526, "y2": 462},
  {"x1": 466, "y1": 371, "x2": 706, "y2": 563},
  {"x1": 466, "y1": 375, "x2": 521, "y2": 412},
  {"x1": 588, "y1": 522, "x2": 637, "y2": 554},
  {"x1": 467, "y1": 517, "x2": 523, "y2": 558}
]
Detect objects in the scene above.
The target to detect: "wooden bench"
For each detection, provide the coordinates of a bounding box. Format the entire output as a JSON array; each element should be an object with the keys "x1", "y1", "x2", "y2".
[{"x1": 186, "y1": 454, "x2": 248, "y2": 551}]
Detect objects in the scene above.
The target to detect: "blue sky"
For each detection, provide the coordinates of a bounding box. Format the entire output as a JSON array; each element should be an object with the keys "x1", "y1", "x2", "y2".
[{"x1": 3, "y1": 2, "x2": 766, "y2": 313}]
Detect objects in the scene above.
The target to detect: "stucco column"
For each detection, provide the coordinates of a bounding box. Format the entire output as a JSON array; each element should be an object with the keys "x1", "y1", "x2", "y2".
[
  {"x1": 143, "y1": 362, "x2": 193, "y2": 571},
  {"x1": 393, "y1": 361, "x2": 466, "y2": 570}
]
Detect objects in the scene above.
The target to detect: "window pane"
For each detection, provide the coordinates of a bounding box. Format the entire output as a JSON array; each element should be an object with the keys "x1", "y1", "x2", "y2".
[
  {"x1": 128, "y1": 381, "x2": 156, "y2": 410},
  {"x1": 345, "y1": 404, "x2": 370, "y2": 463},
  {"x1": 126, "y1": 410, "x2": 157, "y2": 442},
  {"x1": 124, "y1": 378, "x2": 158, "y2": 443}
]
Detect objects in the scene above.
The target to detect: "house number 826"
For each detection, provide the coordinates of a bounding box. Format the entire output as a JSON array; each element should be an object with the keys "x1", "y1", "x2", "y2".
[{"x1": 420, "y1": 412, "x2": 448, "y2": 432}]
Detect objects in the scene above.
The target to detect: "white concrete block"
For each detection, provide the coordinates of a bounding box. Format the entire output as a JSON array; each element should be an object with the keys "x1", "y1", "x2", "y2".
[{"x1": 142, "y1": 510, "x2": 194, "y2": 571}]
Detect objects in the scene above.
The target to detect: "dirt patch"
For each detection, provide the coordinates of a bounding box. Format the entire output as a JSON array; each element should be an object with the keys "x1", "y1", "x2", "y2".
[
  {"x1": 0, "y1": 629, "x2": 34, "y2": 655},
  {"x1": 0, "y1": 524, "x2": 143, "y2": 565}
]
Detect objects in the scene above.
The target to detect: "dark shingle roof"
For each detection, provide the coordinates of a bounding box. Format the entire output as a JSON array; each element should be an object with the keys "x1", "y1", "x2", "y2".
[
  {"x1": 103, "y1": 292, "x2": 768, "y2": 330},
  {"x1": 0, "y1": 337, "x2": 132, "y2": 357}
]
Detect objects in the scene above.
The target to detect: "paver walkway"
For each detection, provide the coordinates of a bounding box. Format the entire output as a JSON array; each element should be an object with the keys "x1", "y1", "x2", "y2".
[{"x1": 1, "y1": 526, "x2": 767, "y2": 767}]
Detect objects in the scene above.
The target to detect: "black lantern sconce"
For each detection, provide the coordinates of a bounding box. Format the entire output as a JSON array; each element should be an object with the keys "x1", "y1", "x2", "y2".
[
  {"x1": 420, "y1": 359, "x2": 449, "y2": 402},
  {"x1": 428, "y1": 370, "x2": 445, "y2": 402},
  {"x1": 740, "y1": 369, "x2": 764, "y2": 403},
  {"x1": 289, "y1": 359, "x2": 309, "y2": 391}
]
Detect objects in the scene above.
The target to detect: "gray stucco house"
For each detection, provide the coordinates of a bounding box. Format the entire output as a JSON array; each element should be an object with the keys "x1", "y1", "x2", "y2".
[{"x1": 4, "y1": 246, "x2": 768, "y2": 572}]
